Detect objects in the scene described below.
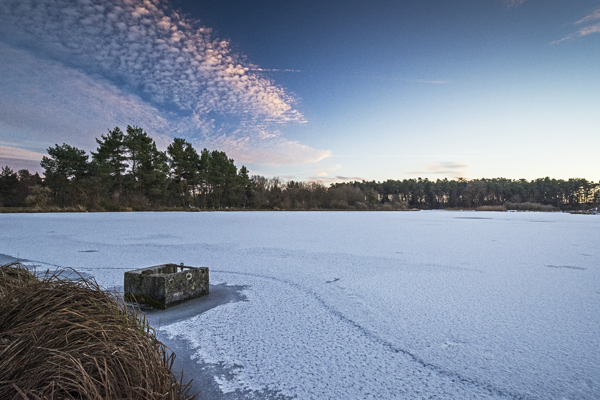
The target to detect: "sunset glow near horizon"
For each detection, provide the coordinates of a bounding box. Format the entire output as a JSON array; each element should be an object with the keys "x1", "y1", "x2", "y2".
[{"x1": 1, "y1": 0, "x2": 599, "y2": 183}]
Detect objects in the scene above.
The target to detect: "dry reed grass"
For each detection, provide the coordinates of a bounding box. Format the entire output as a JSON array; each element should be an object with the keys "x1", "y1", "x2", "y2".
[
  {"x1": 475, "y1": 205, "x2": 507, "y2": 211},
  {"x1": 0, "y1": 262, "x2": 195, "y2": 400},
  {"x1": 505, "y1": 202, "x2": 557, "y2": 212}
]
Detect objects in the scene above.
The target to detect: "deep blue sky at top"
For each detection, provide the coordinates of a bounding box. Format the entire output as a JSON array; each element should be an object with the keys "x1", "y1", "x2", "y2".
[{"x1": 0, "y1": 0, "x2": 599, "y2": 181}]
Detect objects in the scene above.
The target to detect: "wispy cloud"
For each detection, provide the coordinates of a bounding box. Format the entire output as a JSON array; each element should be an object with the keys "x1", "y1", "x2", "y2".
[
  {"x1": 330, "y1": 155, "x2": 485, "y2": 158},
  {"x1": 0, "y1": 43, "x2": 176, "y2": 151},
  {"x1": 505, "y1": 0, "x2": 527, "y2": 8},
  {"x1": 0, "y1": 0, "x2": 328, "y2": 166},
  {"x1": 0, "y1": 146, "x2": 46, "y2": 173},
  {"x1": 552, "y1": 7, "x2": 600, "y2": 44},
  {"x1": 303, "y1": 175, "x2": 367, "y2": 183},
  {"x1": 204, "y1": 135, "x2": 331, "y2": 166},
  {"x1": 408, "y1": 161, "x2": 470, "y2": 179},
  {"x1": 0, "y1": 146, "x2": 45, "y2": 161},
  {"x1": 248, "y1": 68, "x2": 302, "y2": 73},
  {"x1": 335, "y1": 176, "x2": 366, "y2": 181},
  {"x1": 0, "y1": 0, "x2": 301, "y2": 122},
  {"x1": 575, "y1": 8, "x2": 600, "y2": 25}
]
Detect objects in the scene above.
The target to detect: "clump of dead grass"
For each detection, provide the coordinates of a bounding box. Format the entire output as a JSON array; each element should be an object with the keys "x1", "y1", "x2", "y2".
[
  {"x1": 475, "y1": 205, "x2": 507, "y2": 211},
  {"x1": 0, "y1": 262, "x2": 194, "y2": 400},
  {"x1": 505, "y1": 202, "x2": 557, "y2": 212},
  {"x1": 0, "y1": 262, "x2": 38, "y2": 297}
]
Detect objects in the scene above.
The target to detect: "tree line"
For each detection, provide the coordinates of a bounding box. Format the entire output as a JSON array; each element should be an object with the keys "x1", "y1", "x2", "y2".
[
  {"x1": 1, "y1": 126, "x2": 598, "y2": 211},
  {"x1": 1, "y1": 126, "x2": 251, "y2": 210}
]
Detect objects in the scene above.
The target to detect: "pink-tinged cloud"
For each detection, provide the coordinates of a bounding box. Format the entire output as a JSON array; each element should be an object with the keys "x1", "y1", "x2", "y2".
[
  {"x1": 303, "y1": 175, "x2": 367, "y2": 183},
  {"x1": 578, "y1": 23, "x2": 600, "y2": 36},
  {"x1": 0, "y1": 146, "x2": 45, "y2": 161},
  {"x1": 575, "y1": 8, "x2": 600, "y2": 25},
  {"x1": 0, "y1": 0, "x2": 329, "y2": 166},
  {"x1": 248, "y1": 68, "x2": 302, "y2": 73},
  {"x1": 0, "y1": 146, "x2": 46, "y2": 174},
  {"x1": 552, "y1": 8, "x2": 600, "y2": 44},
  {"x1": 203, "y1": 135, "x2": 332, "y2": 166},
  {"x1": 0, "y1": 44, "x2": 329, "y2": 167},
  {"x1": 0, "y1": 0, "x2": 304, "y2": 124},
  {"x1": 408, "y1": 161, "x2": 470, "y2": 179}
]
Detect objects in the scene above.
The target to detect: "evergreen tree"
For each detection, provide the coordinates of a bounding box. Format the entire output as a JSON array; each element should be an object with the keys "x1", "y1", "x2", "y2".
[
  {"x1": 207, "y1": 150, "x2": 238, "y2": 208},
  {"x1": 167, "y1": 138, "x2": 200, "y2": 205},
  {"x1": 123, "y1": 125, "x2": 169, "y2": 203},
  {"x1": 238, "y1": 166, "x2": 251, "y2": 207},
  {"x1": 0, "y1": 166, "x2": 18, "y2": 206},
  {"x1": 40, "y1": 143, "x2": 89, "y2": 205},
  {"x1": 124, "y1": 125, "x2": 151, "y2": 190},
  {"x1": 0, "y1": 168, "x2": 42, "y2": 207},
  {"x1": 92, "y1": 127, "x2": 127, "y2": 198}
]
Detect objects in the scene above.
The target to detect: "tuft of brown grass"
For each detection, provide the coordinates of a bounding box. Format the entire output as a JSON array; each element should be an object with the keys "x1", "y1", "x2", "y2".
[
  {"x1": 0, "y1": 262, "x2": 195, "y2": 400},
  {"x1": 0, "y1": 262, "x2": 38, "y2": 297}
]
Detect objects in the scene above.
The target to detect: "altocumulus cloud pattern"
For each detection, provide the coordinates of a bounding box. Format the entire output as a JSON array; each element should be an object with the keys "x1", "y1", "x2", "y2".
[{"x1": 0, "y1": 0, "x2": 330, "y2": 165}]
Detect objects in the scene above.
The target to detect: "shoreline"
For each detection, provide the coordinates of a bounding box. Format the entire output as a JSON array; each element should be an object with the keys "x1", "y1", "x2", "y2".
[
  {"x1": 2, "y1": 210, "x2": 597, "y2": 216},
  {"x1": 1, "y1": 207, "x2": 598, "y2": 214}
]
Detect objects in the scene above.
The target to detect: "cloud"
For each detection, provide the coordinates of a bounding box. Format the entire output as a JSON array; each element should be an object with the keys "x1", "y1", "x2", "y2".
[
  {"x1": 0, "y1": 43, "x2": 176, "y2": 152},
  {"x1": 408, "y1": 161, "x2": 470, "y2": 179},
  {"x1": 0, "y1": 0, "x2": 326, "y2": 167},
  {"x1": 248, "y1": 68, "x2": 301, "y2": 73},
  {"x1": 505, "y1": 0, "x2": 527, "y2": 8},
  {"x1": 0, "y1": 146, "x2": 47, "y2": 174},
  {"x1": 0, "y1": 0, "x2": 302, "y2": 123},
  {"x1": 203, "y1": 134, "x2": 331, "y2": 166},
  {"x1": 0, "y1": 146, "x2": 45, "y2": 161},
  {"x1": 303, "y1": 175, "x2": 366, "y2": 183},
  {"x1": 335, "y1": 176, "x2": 367, "y2": 181},
  {"x1": 0, "y1": 43, "x2": 329, "y2": 168},
  {"x1": 575, "y1": 8, "x2": 600, "y2": 25},
  {"x1": 552, "y1": 8, "x2": 600, "y2": 44}
]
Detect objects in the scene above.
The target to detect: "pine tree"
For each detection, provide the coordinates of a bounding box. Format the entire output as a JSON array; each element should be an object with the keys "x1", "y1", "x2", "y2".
[
  {"x1": 124, "y1": 125, "x2": 169, "y2": 204},
  {"x1": 40, "y1": 143, "x2": 89, "y2": 205},
  {"x1": 167, "y1": 138, "x2": 200, "y2": 206},
  {"x1": 92, "y1": 127, "x2": 127, "y2": 198}
]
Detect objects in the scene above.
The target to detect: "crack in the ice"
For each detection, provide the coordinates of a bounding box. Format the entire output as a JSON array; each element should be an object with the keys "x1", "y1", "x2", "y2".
[
  {"x1": 545, "y1": 265, "x2": 586, "y2": 271},
  {"x1": 213, "y1": 269, "x2": 528, "y2": 399}
]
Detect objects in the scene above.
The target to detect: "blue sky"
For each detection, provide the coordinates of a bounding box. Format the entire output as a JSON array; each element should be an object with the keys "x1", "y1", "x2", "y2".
[{"x1": 0, "y1": 0, "x2": 599, "y2": 182}]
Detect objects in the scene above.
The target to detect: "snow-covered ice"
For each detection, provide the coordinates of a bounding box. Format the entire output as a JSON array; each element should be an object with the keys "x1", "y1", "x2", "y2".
[{"x1": 1, "y1": 211, "x2": 599, "y2": 399}]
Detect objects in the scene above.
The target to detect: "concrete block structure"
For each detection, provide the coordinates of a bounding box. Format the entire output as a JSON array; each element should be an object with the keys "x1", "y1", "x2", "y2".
[{"x1": 124, "y1": 263, "x2": 209, "y2": 309}]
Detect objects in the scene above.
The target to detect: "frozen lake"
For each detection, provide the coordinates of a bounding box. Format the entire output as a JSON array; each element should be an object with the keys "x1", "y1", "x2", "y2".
[{"x1": 1, "y1": 211, "x2": 599, "y2": 399}]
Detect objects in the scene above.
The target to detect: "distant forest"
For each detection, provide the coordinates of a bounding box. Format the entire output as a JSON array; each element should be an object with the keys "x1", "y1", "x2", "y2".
[{"x1": 1, "y1": 126, "x2": 599, "y2": 212}]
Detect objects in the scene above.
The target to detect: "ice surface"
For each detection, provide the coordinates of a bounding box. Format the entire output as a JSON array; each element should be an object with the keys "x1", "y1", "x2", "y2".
[{"x1": 1, "y1": 211, "x2": 599, "y2": 399}]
